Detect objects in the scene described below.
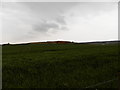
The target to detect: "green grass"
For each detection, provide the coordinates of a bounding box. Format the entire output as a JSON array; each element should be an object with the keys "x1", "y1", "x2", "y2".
[{"x1": 2, "y1": 43, "x2": 120, "y2": 88}]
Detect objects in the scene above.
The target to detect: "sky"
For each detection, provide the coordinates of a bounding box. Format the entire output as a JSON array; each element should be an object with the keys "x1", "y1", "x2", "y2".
[{"x1": 0, "y1": 2, "x2": 118, "y2": 44}]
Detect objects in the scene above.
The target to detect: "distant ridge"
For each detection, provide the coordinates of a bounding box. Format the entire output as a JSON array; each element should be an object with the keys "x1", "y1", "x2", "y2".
[
  {"x1": 2, "y1": 40, "x2": 120, "y2": 45},
  {"x1": 30, "y1": 41, "x2": 73, "y2": 44}
]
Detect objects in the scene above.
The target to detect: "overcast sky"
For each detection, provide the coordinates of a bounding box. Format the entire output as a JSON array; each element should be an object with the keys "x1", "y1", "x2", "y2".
[{"x1": 1, "y1": 2, "x2": 118, "y2": 44}]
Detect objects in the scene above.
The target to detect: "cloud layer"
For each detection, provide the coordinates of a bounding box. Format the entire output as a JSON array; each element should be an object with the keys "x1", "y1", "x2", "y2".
[{"x1": 1, "y1": 2, "x2": 118, "y2": 43}]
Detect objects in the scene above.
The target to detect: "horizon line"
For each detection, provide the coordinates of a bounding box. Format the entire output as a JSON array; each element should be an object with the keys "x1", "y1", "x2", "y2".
[{"x1": 1, "y1": 39, "x2": 119, "y2": 45}]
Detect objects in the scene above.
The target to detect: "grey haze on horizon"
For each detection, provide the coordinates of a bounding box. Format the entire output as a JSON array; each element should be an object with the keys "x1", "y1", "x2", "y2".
[{"x1": 1, "y1": 2, "x2": 118, "y2": 44}]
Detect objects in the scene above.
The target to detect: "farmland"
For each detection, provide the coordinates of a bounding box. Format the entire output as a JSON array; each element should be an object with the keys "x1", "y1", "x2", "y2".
[{"x1": 2, "y1": 42, "x2": 120, "y2": 88}]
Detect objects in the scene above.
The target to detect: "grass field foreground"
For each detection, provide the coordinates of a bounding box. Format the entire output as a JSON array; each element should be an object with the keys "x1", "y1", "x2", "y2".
[{"x1": 2, "y1": 43, "x2": 120, "y2": 88}]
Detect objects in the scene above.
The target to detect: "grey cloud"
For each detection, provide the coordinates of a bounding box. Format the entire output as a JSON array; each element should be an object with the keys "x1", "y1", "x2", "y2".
[
  {"x1": 56, "y1": 16, "x2": 66, "y2": 25},
  {"x1": 20, "y1": 2, "x2": 71, "y2": 33},
  {"x1": 32, "y1": 15, "x2": 68, "y2": 33},
  {"x1": 34, "y1": 21, "x2": 60, "y2": 32},
  {"x1": 24, "y1": 2, "x2": 116, "y2": 34}
]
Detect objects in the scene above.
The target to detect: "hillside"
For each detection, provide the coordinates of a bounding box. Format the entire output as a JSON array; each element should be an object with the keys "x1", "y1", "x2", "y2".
[{"x1": 2, "y1": 42, "x2": 120, "y2": 88}]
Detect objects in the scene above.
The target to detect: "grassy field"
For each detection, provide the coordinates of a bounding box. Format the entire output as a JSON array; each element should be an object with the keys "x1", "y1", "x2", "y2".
[{"x1": 2, "y1": 43, "x2": 120, "y2": 88}]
